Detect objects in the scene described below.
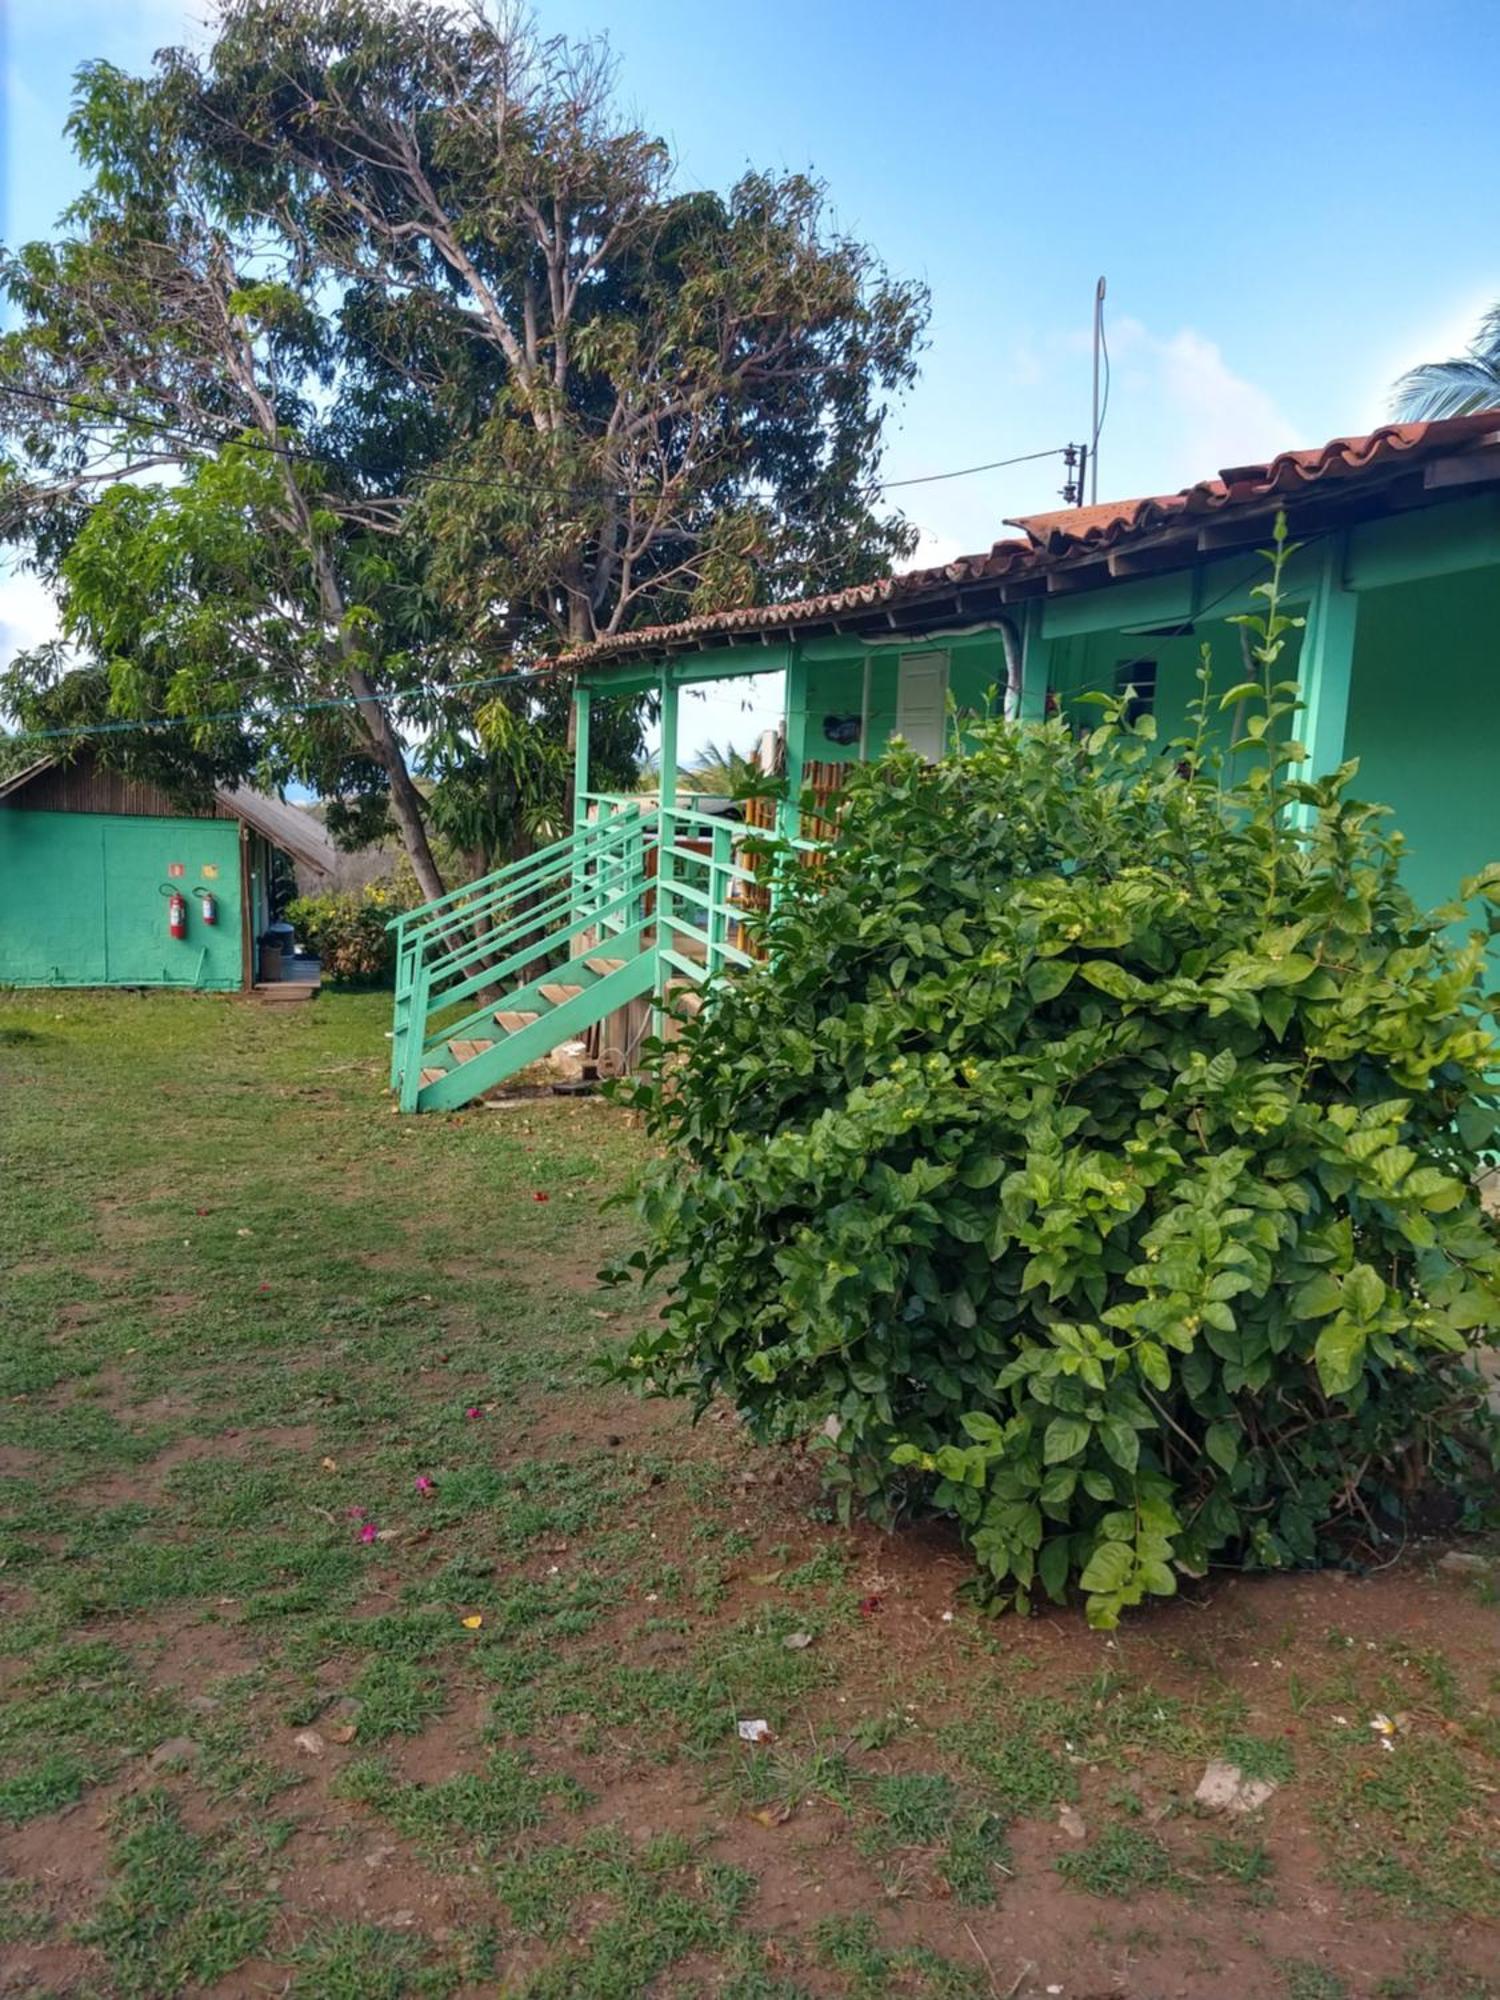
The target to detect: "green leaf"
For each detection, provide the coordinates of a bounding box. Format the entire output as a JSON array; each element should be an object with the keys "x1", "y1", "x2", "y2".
[
  {"x1": 1341, "y1": 1263, "x2": 1385, "y2": 1323},
  {"x1": 1078, "y1": 1539, "x2": 1134, "y2": 1594},
  {"x1": 1292, "y1": 1273, "x2": 1342, "y2": 1320},
  {"x1": 1043, "y1": 1416, "x2": 1091, "y2": 1464},
  {"x1": 1137, "y1": 1340, "x2": 1171, "y2": 1391},
  {"x1": 960, "y1": 1411, "x2": 1004, "y2": 1446},
  {"x1": 1038, "y1": 1536, "x2": 1071, "y2": 1602},
  {"x1": 1204, "y1": 1420, "x2": 1240, "y2": 1472},
  {"x1": 1137, "y1": 1557, "x2": 1177, "y2": 1597},
  {"x1": 1077, "y1": 961, "x2": 1143, "y2": 1001},
  {"x1": 1101, "y1": 1418, "x2": 1140, "y2": 1473},
  {"x1": 1314, "y1": 1317, "x2": 1367, "y2": 1397},
  {"x1": 1027, "y1": 960, "x2": 1075, "y2": 1003}
]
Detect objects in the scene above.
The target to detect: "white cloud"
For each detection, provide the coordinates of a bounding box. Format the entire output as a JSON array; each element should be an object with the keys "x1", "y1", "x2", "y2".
[
  {"x1": 0, "y1": 570, "x2": 62, "y2": 672},
  {"x1": 1105, "y1": 317, "x2": 1298, "y2": 487}
]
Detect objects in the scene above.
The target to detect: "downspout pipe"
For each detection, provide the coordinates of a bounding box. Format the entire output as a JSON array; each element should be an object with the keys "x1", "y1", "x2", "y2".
[{"x1": 998, "y1": 615, "x2": 1023, "y2": 722}]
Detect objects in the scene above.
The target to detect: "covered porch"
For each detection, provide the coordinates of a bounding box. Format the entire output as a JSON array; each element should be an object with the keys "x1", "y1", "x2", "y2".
[{"x1": 393, "y1": 416, "x2": 1500, "y2": 1111}]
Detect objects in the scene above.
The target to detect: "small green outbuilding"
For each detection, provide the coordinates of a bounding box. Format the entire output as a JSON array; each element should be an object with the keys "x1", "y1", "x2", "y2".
[{"x1": 0, "y1": 750, "x2": 335, "y2": 991}]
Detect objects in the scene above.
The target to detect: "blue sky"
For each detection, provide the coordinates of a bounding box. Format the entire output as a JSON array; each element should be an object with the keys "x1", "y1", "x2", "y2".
[{"x1": 3, "y1": 0, "x2": 1498, "y2": 758}]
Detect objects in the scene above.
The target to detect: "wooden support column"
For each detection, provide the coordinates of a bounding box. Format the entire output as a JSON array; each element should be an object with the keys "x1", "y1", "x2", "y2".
[
  {"x1": 571, "y1": 684, "x2": 592, "y2": 839},
  {"x1": 653, "y1": 667, "x2": 680, "y2": 1021},
  {"x1": 777, "y1": 644, "x2": 809, "y2": 848},
  {"x1": 1018, "y1": 604, "x2": 1052, "y2": 723},
  {"x1": 657, "y1": 667, "x2": 679, "y2": 813},
  {"x1": 1297, "y1": 539, "x2": 1360, "y2": 786}
]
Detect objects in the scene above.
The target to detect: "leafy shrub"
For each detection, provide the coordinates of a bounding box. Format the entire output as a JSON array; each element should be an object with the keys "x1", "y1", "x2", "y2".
[
  {"x1": 285, "y1": 883, "x2": 411, "y2": 984},
  {"x1": 614, "y1": 527, "x2": 1500, "y2": 1626}
]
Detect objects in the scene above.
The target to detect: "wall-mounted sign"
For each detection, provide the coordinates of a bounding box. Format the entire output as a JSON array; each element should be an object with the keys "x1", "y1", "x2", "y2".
[
  {"x1": 168, "y1": 862, "x2": 185, "y2": 878},
  {"x1": 201, "y1": 863, "x2": 219, "y2": 880}
]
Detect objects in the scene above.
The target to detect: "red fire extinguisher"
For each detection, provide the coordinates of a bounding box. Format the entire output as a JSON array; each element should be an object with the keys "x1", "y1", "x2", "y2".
[
  {"x1": 199, "y1": 889, "x2": 218, "y2": 926},
  {"x1": 162, "y1": 883, "x2": 189, "y2": 940}
]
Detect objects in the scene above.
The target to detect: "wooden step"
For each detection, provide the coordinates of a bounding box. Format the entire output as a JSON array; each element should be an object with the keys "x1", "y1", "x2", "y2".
[
  {"x1": 447, "y1": 1038, "x2": 495, "y2": 1064},
  {"x1": 494, "y1": 1009, "x2": 540, "y2": 1033},
  {"x1": 253, "y1": 980, "x2": 320, "y2": 1004},
  {"x1": 538, "y1": 982, "x2": 584, "y2": 1006},
  {"x1": 420, "y1": 1066, "x2": 447, "y2": 1085},
  {"x1": 584, "y1": 956, "x2": 626, "y2": 975}
]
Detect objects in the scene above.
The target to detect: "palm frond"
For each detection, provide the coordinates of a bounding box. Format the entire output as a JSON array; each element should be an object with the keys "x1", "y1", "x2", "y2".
[{"x1": 1392, "y1": 302, "x2": 1500, "y2": 420}]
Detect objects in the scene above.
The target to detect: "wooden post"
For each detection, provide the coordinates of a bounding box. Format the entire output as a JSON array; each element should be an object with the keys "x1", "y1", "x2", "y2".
[
  {"x1": 777, "y1": 644, "x2": 809, "y2": 849},
  {"x1": 569, "y1": 683, "x2": 593, "y2": 924},
  {"x1": 1297, "y1": 538, "x2": 1360, "y2": 788},
  {"x1": 572, "y1": 684, "x2": 592, "y2": 838},
  {"x1": 708, "y1": 819, "x2": 732, "y2": 979},
  {"x1": 1018, "y1": 604, "x2": 1051, "y2": 723},
  {"x1": 657, "y1": 668, "x2": 679, "y2": 816},
  {"x1": 653, "y1": 669, "x2": 680, "y2": 1025}
]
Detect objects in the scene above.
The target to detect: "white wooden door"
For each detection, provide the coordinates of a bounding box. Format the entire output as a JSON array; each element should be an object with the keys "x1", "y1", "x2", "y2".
[{"x1": 896, "y1": 651, "x2": 950, "y2": 761}]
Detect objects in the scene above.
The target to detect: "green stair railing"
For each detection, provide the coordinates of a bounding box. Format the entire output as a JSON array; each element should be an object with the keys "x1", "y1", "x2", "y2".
[{"x1": 388, "y1": 800, "x2": 759, "y2": 1112}]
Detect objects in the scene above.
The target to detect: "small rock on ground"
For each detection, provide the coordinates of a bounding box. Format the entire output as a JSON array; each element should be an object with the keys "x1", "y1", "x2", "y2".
[
  {"x1": 1194, "y1": 1758, "x2": 1277, "y2": 1815},
  {"x1": 148, "y1": 1736, "x2": 201, "y2": 1770}
]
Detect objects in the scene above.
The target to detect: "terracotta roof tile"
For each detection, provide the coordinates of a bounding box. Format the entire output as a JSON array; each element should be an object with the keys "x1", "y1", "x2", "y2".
[{"x1": 559, "y1": 415, "x2": 1500, "y2": 669}]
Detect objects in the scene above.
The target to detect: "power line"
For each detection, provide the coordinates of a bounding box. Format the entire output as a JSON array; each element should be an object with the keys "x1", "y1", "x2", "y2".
[
  {"x1": 3, "y1": 660, "x2": 561, "y2": 749},
  {"x1": 0, "y1": 374, "x2": 1066, "y2": 508}
]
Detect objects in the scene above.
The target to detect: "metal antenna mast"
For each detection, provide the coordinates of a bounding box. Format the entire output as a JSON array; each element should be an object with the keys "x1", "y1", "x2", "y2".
[{"x1": 1090, "y1": 277, "x2": 1107, "y2": 505}]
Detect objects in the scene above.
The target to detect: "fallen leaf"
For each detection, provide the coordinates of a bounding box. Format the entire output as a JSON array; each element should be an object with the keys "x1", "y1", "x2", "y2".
[
  {"x1": 320, "y1": 1457, "x2": 339, "y2": 1473},
  {"x1": 858, "y1": 1594, "x2": 883, "y2": 1619},
  {"x1": 1058, "y1": 1803, "x2": 1087, "y2": 1840},
  {"x1": 461, "y1": 1614, "x2": 484, "y2": 1630},
  {"x1": 749, "y1": 1570, "x2": 783, "y2": 1587},
  {"x1": 293, "y1": 1729, "x2": 326, "y2": 1758},
  {"x1": 327, "y1": 1724, "x2": 358, "y2": 1745},
  {"x1": 783, "y1": 1631, "x2": 815, "y2": 1651},
  {"x1": 737, "y1": 1718, "x2": 774, "y2": 1744},
  {"x1": 749, "y1": 1802, "x2": 795, "y2": 1827}
]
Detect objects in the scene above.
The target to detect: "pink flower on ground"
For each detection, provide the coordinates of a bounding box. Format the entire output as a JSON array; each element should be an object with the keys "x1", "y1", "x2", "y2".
[
  {"x1": 347, "y1": 1505, "x2": 368, "y2": 1520},
  {"x1": 465, "y1": 1406, "x2": 482, "y2": 1420},
  {"x1": 414, "y1": 1475, "x2": 437, "y2": 1495},
  {"x1": 358, "y1": 1521, "x2": 379, "y2": 1544},
  {"x1": 532, "y1": 1191, "x2": 550, "y2": 1203}
]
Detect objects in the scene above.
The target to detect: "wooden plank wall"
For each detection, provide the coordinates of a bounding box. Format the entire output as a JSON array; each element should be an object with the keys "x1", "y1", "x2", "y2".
[{"x1": 8, "y1": 759, "x2": 230, "y2": 821}]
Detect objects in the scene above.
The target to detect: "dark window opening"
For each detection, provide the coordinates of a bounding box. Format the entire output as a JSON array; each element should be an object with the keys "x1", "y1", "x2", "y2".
[{"x1": 1115, "y1": 657, "x2": 1158, "y2": 724}]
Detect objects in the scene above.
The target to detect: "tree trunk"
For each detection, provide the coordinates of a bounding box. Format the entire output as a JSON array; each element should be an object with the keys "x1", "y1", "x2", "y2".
[
  {"x1": 346, "y1": 668, "x2": 448, "y2": 905},
  {"x1": 305, "y1": 538, "x2": 448, "y2": 906}
]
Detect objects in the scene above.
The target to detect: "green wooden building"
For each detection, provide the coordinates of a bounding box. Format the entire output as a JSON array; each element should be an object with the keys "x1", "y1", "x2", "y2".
[
  {"x1": 391, "y1": 415, "x2": 1500, "y2": 1111},
  {"x1": 0, "y1": 751, "x2": 335, "y2": 991}
]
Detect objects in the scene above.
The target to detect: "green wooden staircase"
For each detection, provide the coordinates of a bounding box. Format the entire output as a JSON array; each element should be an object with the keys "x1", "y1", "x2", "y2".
[{"x1": 389, "y1": 801, "x2": 753, "y2": 1113}]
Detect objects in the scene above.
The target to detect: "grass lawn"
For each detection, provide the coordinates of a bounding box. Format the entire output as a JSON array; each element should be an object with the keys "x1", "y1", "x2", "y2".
[{"x1": 2, "y1": 989, "x2": 1499, "y2": 2000}]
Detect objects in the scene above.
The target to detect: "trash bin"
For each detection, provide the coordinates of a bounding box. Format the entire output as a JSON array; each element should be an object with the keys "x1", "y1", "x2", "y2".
[{"x1": 259, "y1": 921, "x2": 293, "y2": 981}]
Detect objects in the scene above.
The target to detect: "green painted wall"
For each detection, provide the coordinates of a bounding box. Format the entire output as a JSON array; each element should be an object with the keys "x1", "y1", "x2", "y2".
[
  {"x1": 0, "y1": 810, "x2": 243, "y2": 989},
  {"x1": 759, "y1": 516, "x2": 1500, "y2": 920},
  {"x1": 1343, "y1": 563, "x2": 1500, "y2": 914},
  {"x1": 1047, "y1": 614, "x2": 1303, "y2": 773}
]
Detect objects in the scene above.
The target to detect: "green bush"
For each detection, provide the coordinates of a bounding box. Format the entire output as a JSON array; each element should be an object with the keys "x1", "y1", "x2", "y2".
[
  {"x1": 285, "y1": 883, "x2": 410, "y2": 985},
  {"x1": 614, "y1": 529, "x2": 1500, "y2": 1626}
]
